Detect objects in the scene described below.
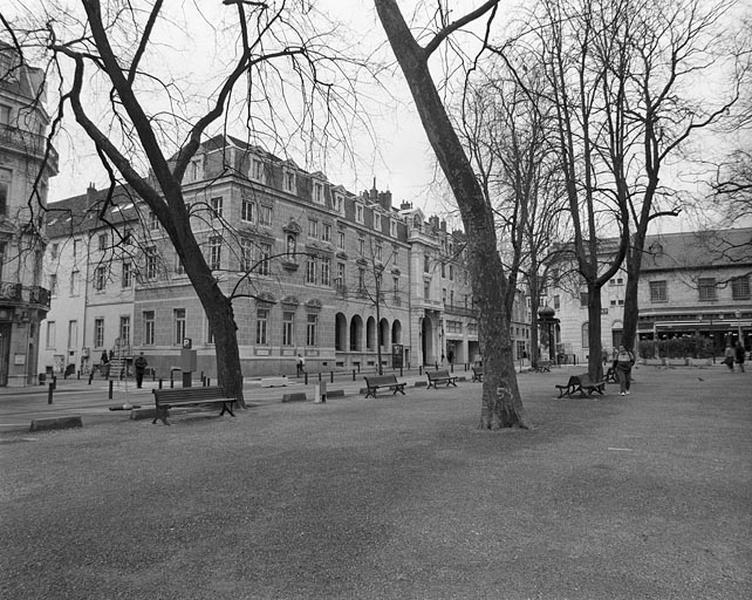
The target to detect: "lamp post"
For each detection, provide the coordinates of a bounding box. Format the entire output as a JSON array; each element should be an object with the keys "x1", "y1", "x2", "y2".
[{"x1": 735, "y1": 310, "x2": 742, "y2": 344}]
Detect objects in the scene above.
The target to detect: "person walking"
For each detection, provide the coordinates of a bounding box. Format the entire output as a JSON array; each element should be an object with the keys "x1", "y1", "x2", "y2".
[
  {"x1": 724, "y1": 344, "x2": 735, "y2": 371},
  {"x1": 134, "y1": 352, "x2": 148, "y2": 388},
  {"x1": 615, "y1": 345, "x2": 635, "y2": 396},
  {"x1": 296, "y1": 354, "x2": 305, "y2": 377},
  {"x1": 734, "y1": 341, "x2": 746, "y2": 373}
]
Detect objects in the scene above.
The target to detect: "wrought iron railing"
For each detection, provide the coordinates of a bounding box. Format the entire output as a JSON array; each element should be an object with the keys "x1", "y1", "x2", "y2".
[{"x1": 0, "y1": 125, "x2": 59, "y2": 166}]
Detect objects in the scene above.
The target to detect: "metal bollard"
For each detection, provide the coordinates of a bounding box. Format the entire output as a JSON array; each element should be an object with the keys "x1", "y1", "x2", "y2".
[
  {"x1": 88, "y1": 373, "x2": 93, "y2": 385},
  {"x1": 108, "y1": 380, "x2": 114, "y2": 400},
  {"x1": 352, "y1": 369, "x2": 356, "y2": 381},
  {"x1": 170, "y1": 375, "x2": 174, "y2": 389},
  {"x1": 450, "y1": 363, "x2": 454, "y2": 373},
  {"x1": 419, "y1": 366, "x2": 422, "y2": 376},
  {"x1": 330, "y1": 371, "x2": 334, "y2": 383},
  {"x1": 305, "y1": 372, "x2": 309, "y2": 385},
  {"x1": 206, "y1": 377, "x2": 211, "y2": 387},
  {"x1": 318, "y1": 372, "x2": 322, "y2": 382},
  {"x1": 48, "y1": 382, "x2": 54, "y2": 405},
  {"x1": 435, "y1": 362, "x2": 438, "y2": 370},
  {"x1": 159, "y1": 378, "x2": 163, "y2": 389},
  {"x1": 400, "y1": 366, "x2": 403, "y2": 377}
]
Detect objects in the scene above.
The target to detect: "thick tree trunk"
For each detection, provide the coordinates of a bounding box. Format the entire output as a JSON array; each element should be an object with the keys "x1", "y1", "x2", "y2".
[
  {"x1": 587, "y1": 282, "x2": 604, "y2": 381},
  {"x1": 184, "y1": 250, "x2": 245, "y2": 407},
  {"x1": 375, "y1": 0, "x2": 529, "y2": 428},
  {"x1": 621, "y1": 231, "x2": 646, "y2": 353}
]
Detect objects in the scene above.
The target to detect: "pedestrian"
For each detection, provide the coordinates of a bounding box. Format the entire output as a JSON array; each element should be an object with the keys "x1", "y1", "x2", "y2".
[
  {"x1": 734, "y1": 341, "x2": 746, "y2": 373},
  {"x1": 296, "y1": 354, "x2": 305, "y2": 377},
  {"x1": 615, "y1": 345, "x2": 635, "y2": 396},
  {"x1": 447, "y1": 349, "x2": 454, "y2": 365},
  {"x1": 100, "y1": 350, "x2": 110, "y2": 378},
  {"x1": 724, "y1": 344, "x2": 735, "y2": 371},
  {"x1": 134, "y1": 352, "x2": 148, "y2": 388}
]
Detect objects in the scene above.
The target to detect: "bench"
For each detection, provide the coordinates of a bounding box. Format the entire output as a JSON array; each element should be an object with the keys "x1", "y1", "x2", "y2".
[
  {"x1": 363, "y1": 374, "x2": 406, "y2": 398},
  {"x1": 152, "y1": 386, "x2": 236, "y2": 425},
  {"x1": 555, "y1": 373, "x2": 606, "y2": 398},
  {"x1": 471, "y1": 366, "x2": 483, "y2": 382},
  {"x1": 426, "y1": 369, "x2": 458, "y2": 389},
  {"x1": 533, "y1": 360, "x2": 551, "y2": 373}
]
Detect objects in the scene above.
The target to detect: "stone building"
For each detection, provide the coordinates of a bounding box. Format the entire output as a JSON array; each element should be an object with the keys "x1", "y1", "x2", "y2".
[
  {"x1": 0, "y1": 44, "x2": 57, "y2": 386},
  {"x1": 544, "y1": 228, "x2": 752, "y2": 363},
  {"x1": 39, "y1": 135, "x2": 532, "y2": 379}
]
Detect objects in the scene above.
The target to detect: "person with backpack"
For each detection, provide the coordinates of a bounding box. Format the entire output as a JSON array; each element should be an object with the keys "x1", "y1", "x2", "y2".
[{"x1": 615, "y1": 345, "x2": 635, "y2": 396}]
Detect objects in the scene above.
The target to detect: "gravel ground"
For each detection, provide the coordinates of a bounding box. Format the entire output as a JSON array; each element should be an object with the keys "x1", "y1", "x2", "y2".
[{"x1": 1, "y1": 366, "x2": 750, "y2": 599}]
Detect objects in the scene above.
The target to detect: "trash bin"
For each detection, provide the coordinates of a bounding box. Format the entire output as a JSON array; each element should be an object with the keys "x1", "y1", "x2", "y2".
[{"x1": 39, "y1": 373, "x2": 46, "y2": 385}]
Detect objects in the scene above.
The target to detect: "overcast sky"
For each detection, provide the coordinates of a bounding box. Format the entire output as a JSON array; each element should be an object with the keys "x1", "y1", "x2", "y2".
[{"x1": 13, "y1": 1, "x2": 747, "y2": 233}]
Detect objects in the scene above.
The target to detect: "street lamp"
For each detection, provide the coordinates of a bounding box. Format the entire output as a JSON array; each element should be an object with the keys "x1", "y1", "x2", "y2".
[{"x1": 735, "y1": 310, "x2": 742, "y2": 344}]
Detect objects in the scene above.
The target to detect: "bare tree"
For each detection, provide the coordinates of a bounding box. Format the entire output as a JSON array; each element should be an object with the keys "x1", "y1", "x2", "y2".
[
  {"x1": 612, "y1": 0, "x2": 742, "y2": 351},
  {"x1": 6, "y1": 1, "x2": 367, "y2": 404},
  {"x1": 500, "y1": 0, "x2": 635, "y2": 380},
  {"x1": 460, "y1": 62, "x2": 568, "y2": 369},
  {"x1": 375, "y1": 0, "x2": 530, "y2": 429}
]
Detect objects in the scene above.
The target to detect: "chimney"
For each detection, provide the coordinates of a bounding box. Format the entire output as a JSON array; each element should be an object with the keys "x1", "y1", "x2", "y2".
[
  {"x1": 379, "y1": 190, "x2": 392, "y2": 211},
  {"x1": 440, "y1": 219, "x2": 446, "y2": 232},
  {"x1": 86, "y1": 182, "x2": 97, "y2": 203},
  {"x1": 400, "y1": 200, "x2": 412, "y2": 211}
]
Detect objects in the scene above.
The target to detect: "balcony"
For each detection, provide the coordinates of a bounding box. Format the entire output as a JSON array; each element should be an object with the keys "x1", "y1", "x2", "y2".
[
  {"x1": 0, "y1": 282, "x2": 51, "y2": 310},
  {"x1": 443, "y1": 303, "x2": 478, "y2": 318},
  {"x1": 0, "y1": 125, "x2": 59, "y2": 171}
]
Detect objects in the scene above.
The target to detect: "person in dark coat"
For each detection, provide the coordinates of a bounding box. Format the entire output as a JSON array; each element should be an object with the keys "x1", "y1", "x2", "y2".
[
  {"x1": 134, "y1": 352, "x2": 148, "y2": 388},
  {"x1": 615, "y1": 345, "x2": 635, "y2": 395},
  {"x1": 735, "y1": 341, "x2": 746, "y2": 373}
]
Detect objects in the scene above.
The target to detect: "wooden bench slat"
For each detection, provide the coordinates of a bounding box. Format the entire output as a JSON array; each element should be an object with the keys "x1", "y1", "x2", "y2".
[
  {"x1": 363, "y1": 374, "x2": 406, "y2": 398},
  {"x1": 152, "y1": 386, "x2": 236, "y2": 425},
  {"x1": 426, "y1": 369, "x2": 458, "y2": 389},
  {"x1": 555, "y1": 373, "x2": 606, "y2": 398}
]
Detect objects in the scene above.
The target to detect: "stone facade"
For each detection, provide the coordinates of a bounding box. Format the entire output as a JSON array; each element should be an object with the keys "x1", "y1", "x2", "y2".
[
  {"x1": 0, "y1": 44, "x2": 57, "y2": 386},
  {"x1": 545, "y1": 229, "x2": 752, "y2": 362},
  {"x1": 39, "y1": 135, "x2": 532, "y2": 379}
]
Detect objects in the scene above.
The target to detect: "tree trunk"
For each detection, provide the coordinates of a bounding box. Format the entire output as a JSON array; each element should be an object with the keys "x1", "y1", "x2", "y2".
[
  {"x1": 587, "y1": 282, "x2": 604, "y2": 381},
  {"x1": 180, "y1": 241, "x2": 245, "y2": 406},
  {"x1": 621, "y1": 230, "x2": 647, "y2": 353},
  {"x1": 374, "y1": 0, "x2": 529, "y2": 429}
]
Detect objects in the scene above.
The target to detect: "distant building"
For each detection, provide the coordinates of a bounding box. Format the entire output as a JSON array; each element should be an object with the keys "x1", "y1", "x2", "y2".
[
  {"x1": 0, "y1": 44, "x2": 57, "y2": 385},
  {"x1": 544, "y1": 228, "x2": 752, "y2": 362},
  {"x1": 41, "y1": 136, "x2": 536, "y2": 379}
]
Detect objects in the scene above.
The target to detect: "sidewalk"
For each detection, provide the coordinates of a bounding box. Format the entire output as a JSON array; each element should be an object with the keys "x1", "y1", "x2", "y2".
[{"x1": 1, "y1": 365, "x2": 749, "y2": 599}]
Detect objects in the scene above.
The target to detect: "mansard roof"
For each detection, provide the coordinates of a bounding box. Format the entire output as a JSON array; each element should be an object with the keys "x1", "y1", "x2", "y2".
[{"x1": 640, "y1": 228, "x2": 752, "y2": 272}]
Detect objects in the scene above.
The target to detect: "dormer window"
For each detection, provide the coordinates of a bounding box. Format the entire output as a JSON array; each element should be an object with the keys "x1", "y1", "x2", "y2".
[
  {"x1": 373, "y1": 212, "x2": 381, "y2": 232},
  {"x1": 284, "y1": 170, "x2": 296, "y2": 194},
  {"x1": 187, "y1": 157, "x2": 202, "y2": 182},
  {"x1": 250, "y1": 157, "x2": 265, "y2": 183},
  {"x1": 390, "y1": 219, "x2": 398, "y2": 237},
  {"x1": 313, "y1": 181, "x2": 324, "y2": 205},
  {"x1": 355, "y1": 204, "x2": 364, "y2": 224},
  {"x1": 334, "y1": 193, "x2": 344, "y2": 215}
]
